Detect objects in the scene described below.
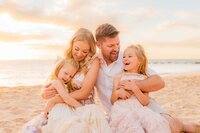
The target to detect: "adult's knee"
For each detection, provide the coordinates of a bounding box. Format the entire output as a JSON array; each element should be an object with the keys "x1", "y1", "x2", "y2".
[{"x1": 162, "y1": 114, "x2": 183, "y2": 133}]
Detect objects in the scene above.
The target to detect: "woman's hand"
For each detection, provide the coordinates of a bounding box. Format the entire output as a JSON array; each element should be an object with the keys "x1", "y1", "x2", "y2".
[{"x1": 41, "y1": 82, "x2": 58, "y2": 99}]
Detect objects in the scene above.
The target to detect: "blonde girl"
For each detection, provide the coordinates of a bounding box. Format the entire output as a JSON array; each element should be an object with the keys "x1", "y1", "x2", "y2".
[
  {"x1": 43, "y1": 58, "x2": 81, "y2": 119},
  {"x1": 110, "y1": 45, "x2": 171, "y2": 133}
]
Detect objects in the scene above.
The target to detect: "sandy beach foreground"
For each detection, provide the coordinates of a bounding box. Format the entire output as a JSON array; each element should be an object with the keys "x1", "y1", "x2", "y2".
[{"x1": 0, "y1": 72, "x2": 200, "y2": 133}]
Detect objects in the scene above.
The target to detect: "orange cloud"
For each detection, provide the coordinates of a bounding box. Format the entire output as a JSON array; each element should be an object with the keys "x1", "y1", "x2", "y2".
[
  {"x1": 0, "y1": 32, "x2": 51, "y2": 42},
  {"x1": 158, "y1": 22, "x2": 200, "y2": 31}
]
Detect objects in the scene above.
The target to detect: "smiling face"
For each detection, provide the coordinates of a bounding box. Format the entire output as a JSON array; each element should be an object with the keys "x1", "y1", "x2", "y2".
[
  {"x1": 123, "y1": 48, "x2": 140, "y2": 73},
  {"x1": 57, "y1": 63, "x2": 77, "y2": 84},
  {"x1": 72, "y1": 41, "x2": 90, "y2": 62},
  {"x1": 98, "y1": 35, "x2": 120, "y2": 65}
]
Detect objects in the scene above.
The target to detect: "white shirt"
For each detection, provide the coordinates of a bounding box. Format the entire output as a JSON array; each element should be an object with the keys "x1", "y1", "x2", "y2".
[{"x1": 95, "y1": 52, "x2": 156, "y2": 112}]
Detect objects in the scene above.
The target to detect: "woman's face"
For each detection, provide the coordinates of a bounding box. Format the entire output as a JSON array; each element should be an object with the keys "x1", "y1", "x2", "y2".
[{"x1": 72, "y1": 41, "x2": 90, "y2": 62}]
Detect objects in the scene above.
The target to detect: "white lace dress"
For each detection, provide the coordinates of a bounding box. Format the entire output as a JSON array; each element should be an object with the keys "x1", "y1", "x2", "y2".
[
  {"x1": 109, "y1": 72, "x2": 171, "y2": 133},
  {"x1": 22, "y1": 72, "x2": 111, "y2": 133}
]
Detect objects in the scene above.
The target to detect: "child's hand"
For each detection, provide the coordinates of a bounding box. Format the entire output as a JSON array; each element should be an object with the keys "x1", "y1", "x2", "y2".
[
  {"x1": 118, "y1": 80, "x2": 139, "y2": 93},
  {"x1": 116, "y1": 88, "x2": 131, "y2": 100}
]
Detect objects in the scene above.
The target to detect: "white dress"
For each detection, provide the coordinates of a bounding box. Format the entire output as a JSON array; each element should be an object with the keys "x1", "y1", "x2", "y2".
[
  {"x1": 22, "y1": 69, "x2": 111, "y2": 133},
  {"x1": 109, "y1": 72, "x2": 171, "y2": 133}
]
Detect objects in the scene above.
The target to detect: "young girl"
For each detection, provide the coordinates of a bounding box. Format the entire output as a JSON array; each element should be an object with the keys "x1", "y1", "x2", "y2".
[
  {"x1": 42, "y1": 58, "x2": 82, "y2": 118},
  {"x1": 109, "y1": 45, "x2": 171, "y2": 133},
  {"x1": 22, "y1": 58, "x2": 82, "y2": 132}
]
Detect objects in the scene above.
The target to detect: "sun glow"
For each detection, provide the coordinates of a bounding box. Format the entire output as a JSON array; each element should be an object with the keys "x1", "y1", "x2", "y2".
[{"x1": 0, "y1": 44, "x2": 43, "y2": 60}]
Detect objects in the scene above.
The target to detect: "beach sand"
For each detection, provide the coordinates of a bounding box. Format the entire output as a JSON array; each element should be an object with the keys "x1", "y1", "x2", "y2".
[{"x1": 0, "y1": 72, "x2": 200, "y2": 133}]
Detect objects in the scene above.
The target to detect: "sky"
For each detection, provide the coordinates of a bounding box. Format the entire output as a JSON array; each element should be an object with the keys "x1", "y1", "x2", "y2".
[{"x1": 0, "y1": 0, "x2": 200, "y2": 60}]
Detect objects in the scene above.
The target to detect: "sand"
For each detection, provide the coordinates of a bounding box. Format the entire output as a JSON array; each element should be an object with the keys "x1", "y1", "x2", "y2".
[{"x1": 0, "y1": 72, "x2": 200, "y2": 133}]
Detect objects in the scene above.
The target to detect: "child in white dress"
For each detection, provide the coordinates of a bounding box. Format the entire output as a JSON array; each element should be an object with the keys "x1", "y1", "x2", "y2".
[
  {"x1": 22, "y1": 58, "x2": 81, "y2": 133},
  {"x1": 109, "y1": 45, "x2": 171, "y2": 133}
]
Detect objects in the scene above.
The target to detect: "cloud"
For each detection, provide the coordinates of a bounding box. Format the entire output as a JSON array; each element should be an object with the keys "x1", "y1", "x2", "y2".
[
  {"x1": 156, "y1": 21, "x2": 200, "y2": 32},
  {"x1": 174, "y1": 11, "x2": 200, "y2": 19},
  {"x1": 0, "y1": 31, "x2": 51, "y2": 42},
  {"x1": 0, "y1": 0, "x2": 159, "y2": 31}
]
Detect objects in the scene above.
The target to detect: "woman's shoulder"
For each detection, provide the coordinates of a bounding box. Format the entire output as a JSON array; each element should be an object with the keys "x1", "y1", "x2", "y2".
[{"x1": 86, "y1": 54, "x2": 100, "y2": 69}]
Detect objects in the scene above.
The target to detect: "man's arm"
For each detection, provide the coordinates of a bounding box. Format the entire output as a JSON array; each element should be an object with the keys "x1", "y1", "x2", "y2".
[
  {"x1": 119, "y1": 75, "x2": 165, "y2": 93},
  {"x1": 137, "y1": 75, "x2": 165, "y2": 92}
]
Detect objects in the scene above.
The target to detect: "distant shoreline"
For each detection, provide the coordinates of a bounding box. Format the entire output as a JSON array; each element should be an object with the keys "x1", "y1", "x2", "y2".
[{"x1": 149, "y1": 59, "x2": 200, "y2": 64}]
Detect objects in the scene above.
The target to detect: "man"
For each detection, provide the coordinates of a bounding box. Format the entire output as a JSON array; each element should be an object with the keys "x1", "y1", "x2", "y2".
[{"x1": 94, "y1": 23, "x2": 185, "y2": 133}]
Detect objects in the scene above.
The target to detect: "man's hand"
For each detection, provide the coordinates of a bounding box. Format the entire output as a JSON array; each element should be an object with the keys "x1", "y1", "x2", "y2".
[
  {"x1": 116, "y1": 88, "x2": 131, "y2": 99},
  {"x1": 41, "y1": 82, "x2": 58, "y2": 99}
]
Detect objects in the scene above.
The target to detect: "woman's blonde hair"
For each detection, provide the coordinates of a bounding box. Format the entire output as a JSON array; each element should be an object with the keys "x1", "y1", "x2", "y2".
[
  {"x1": 64, "y1": 28, "x2": 96, "y2": 74},
  {"x1": 125, "y1": 44, "x2": 148, "y2": 76}
]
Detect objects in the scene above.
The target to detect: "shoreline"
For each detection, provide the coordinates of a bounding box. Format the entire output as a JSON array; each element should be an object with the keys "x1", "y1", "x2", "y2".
[{"x1": 0, "y1": 72, "x2": 200, "y2": 132}]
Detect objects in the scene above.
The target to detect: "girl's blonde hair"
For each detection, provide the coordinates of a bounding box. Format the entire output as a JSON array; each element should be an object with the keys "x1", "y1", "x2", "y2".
[
  {"x1": 50, "y1": 58, "x2": 79, "y2": 80},
  {"x1": 49, "y1": 58, "x2": 79, "y2": 92},
  {"x1": 125, "y1": 44, "x2": 148, "y2": 76},
  {"x1": 64, "y1": 28, "x2": 96, "y2": 74}
]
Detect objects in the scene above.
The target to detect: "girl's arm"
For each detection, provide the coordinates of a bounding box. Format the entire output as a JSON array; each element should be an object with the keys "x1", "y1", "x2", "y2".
[
  {"x1": 111, "y1": 74, "x2": 131, "y2": 104},
  {"x1": 118, "y1": 80, "x2": 149, "y2": 106},
  {"x1": 69, "y1": 58, "x2": 100, "y2": 100},
  {"x1": 131, "y1": 85, "x2": 149, "y2": 106},
  {"x1": 44, "y1": 95, "x2": 64, "y2": 114},
  {"x1": 51, "y1": 80, "x2": 82, "y2": 108}
]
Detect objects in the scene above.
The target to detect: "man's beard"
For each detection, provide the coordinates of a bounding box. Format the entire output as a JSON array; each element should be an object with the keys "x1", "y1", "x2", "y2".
[{"x1": 109, "y1": 51, "x2": 119, "y2": 62}]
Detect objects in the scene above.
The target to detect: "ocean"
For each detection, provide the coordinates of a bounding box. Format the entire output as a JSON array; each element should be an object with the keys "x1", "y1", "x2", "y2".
[{"x1": 0, "y1": 59, "x2": 200, "y2": 87}]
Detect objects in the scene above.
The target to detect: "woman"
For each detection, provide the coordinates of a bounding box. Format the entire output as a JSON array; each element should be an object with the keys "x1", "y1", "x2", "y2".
[{"x1": 22, "y1": 28, "x2": 111, "y2": 133}]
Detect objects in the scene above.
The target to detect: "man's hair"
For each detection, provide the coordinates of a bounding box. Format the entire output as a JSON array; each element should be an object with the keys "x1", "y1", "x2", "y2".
[{"x1": 95, "y1": 23, "x2": 119, "y2": 41}]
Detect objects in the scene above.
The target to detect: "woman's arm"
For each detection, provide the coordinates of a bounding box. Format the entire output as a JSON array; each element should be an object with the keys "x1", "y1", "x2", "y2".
[
  {"x1": 51, "y1": 80, "x2": 82, "y2": 107},
  {"x1": 69, "y1": 58, "x2": 100, "y2": 100}
]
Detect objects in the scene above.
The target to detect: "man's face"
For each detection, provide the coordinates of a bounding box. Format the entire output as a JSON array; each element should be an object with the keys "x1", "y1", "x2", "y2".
[{"x1": 99, "y1": 35, "x2": 120, "y2": 65}]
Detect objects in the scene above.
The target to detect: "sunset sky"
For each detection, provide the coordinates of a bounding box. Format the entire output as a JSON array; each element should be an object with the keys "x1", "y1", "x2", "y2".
[{"x1": 0, "y1": 0, "x2": 199, "y2": 60}]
